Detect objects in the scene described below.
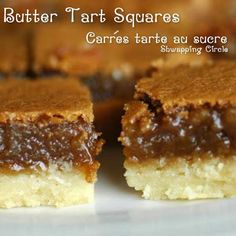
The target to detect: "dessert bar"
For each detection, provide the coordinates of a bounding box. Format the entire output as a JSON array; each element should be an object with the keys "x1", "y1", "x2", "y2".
[
  {"x1": 0, "y1": 78, "x2": 104, "y2": 207},
  {"x1": 120, "y1": 61, "x2": 236, "y2": 200}
]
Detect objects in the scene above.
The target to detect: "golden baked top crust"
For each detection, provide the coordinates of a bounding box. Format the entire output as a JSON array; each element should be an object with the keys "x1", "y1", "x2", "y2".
[
  {"x1": 136, "y1": 61, "x2": 236, "y2": 111},
  {"x1": 0, "y1": 78, "x2": 93, "y2": 123}
]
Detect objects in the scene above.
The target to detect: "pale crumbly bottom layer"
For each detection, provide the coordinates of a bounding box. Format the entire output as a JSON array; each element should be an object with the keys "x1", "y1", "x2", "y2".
[
  {"x1": 124, "y1": 155, "x2": 236, "y2": 200},
  {"x1": 0, "y1": 164, "x2": 94, "y2": 208}
]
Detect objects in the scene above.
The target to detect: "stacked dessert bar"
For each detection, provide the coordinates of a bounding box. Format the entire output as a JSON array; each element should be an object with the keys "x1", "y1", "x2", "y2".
[
  {"x1": 0, "y1": 78, "x2": 103, "y2": 207},
  {"x1": 120, "y1": 61, "x2": 236, "y2": 200}
]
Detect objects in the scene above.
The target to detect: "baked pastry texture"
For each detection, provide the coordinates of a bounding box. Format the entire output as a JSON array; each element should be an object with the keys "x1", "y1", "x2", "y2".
[
  {"x1": 120, "y1": 61, "x2": 236, "y2": 200},
  {"x1": 0, "y1": 78, "x2": 104, "y2": 208}
]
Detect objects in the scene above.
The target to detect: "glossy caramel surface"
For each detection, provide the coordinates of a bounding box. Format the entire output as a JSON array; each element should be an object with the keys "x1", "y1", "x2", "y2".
[
  {"x1": 0, "y1": 118, "x2": 104, "y2": 181},
  {"x1": 120, "y1": 101, "x2": 236, "y2": 161}
]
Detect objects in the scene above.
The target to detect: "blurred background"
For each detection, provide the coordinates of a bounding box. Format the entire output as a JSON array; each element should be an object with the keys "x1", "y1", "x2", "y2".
[
  {"x1": 0, "y1": 0, "x2": 235, "y2": 143},
  {"x1": 1, "y1": 0, "x2": 235, "y2": 73}
]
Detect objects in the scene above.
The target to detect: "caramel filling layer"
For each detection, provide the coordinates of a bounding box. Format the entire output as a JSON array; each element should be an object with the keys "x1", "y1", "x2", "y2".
[
  {"x1": 0, "y1": 117, "x2": 103, "y2": 181},
  {"x1": 121, "y1": 100, "x2": 236, "y2": 162}
]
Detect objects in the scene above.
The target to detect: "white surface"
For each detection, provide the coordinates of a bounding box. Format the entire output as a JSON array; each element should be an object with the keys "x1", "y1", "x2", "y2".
[{"x1": 0, "y1": 147, "x2": 236, "y2": 236}]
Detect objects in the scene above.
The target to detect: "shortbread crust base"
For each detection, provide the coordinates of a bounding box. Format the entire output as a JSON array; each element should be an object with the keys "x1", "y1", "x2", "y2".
[
  {"x1": 124, "y1": 156, "x2": 236, "y2": 200},
  {"x1": 0, "y1": 165, "x2": 94, "y2": 208}
]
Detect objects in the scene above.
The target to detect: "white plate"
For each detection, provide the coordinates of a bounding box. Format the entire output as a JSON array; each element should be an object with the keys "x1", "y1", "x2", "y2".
[{"x1": 0, "y1": 147, "x2": 236, "y2": 236}]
